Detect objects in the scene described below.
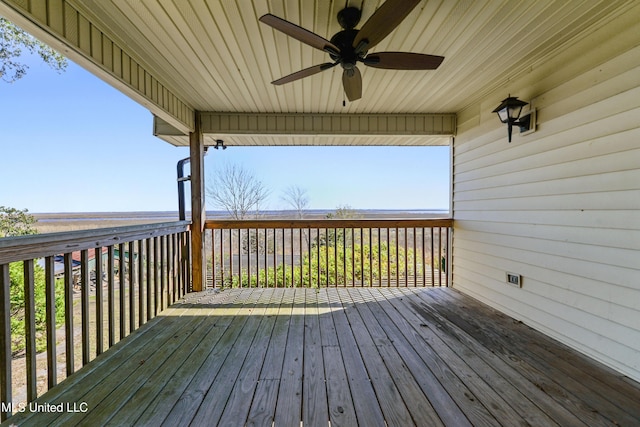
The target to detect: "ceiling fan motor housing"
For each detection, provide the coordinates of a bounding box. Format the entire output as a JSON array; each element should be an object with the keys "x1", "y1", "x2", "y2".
[
  {"x1": 337, "y1": 6, "x2": 361, "y2": 29},
  {"x1": 329, "y1": 29, "x2": 361, "y2": 68}
]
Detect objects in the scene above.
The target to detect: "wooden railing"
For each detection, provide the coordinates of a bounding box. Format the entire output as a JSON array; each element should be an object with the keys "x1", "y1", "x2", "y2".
[
  {"x1": 0, "y1": 221, "x2": 190, "y2": 421},
  {"x1": 204, "y1": 218, "x2": 452, "y2": 288}
]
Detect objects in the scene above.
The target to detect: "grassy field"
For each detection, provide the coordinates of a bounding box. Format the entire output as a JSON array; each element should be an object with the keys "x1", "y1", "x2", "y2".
[
  {"x1": 32, "y1": 210, "x2": 449, "y2": 234},
  {"x1": 33, "y1": 212, "x2": 179, "y2": 234}
]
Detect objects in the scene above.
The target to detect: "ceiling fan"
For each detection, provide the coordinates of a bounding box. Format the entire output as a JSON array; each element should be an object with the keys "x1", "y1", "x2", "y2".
[{"x1": 259, "y1": 0, "x2": 444, "y2": 102}]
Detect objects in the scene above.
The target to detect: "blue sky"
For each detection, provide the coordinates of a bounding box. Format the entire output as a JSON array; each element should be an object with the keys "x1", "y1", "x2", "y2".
[{"x1": 1, "y1": 54, "x2": 450, "y2": 213}]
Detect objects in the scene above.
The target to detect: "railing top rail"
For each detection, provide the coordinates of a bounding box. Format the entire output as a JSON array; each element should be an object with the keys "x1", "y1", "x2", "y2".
[
  {"x1": 205, "y1": 218, "x2": 452, "y2": 230},
  {"x1": 0, "y1": 221, "x2": 191, "y2": 265}
]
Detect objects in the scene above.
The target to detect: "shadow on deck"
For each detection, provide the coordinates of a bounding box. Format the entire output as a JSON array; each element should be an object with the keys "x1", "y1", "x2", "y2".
[{"x1": 3, "y1": 287, "x2": 640, "y2": 426}]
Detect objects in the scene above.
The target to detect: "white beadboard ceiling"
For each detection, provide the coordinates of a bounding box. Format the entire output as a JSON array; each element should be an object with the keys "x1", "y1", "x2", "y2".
[{"x1": 3, "y1": 0, "x2": 635, "y2": 146}]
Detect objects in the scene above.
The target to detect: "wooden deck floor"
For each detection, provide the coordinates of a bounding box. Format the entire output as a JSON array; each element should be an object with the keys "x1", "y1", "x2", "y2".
[{"x1": 4, "y1": 287, "x2": 640, "y2": 426}]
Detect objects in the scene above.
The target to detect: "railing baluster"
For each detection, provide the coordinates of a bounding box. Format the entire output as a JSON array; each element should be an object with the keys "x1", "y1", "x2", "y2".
[
  {"x1": 404, "y1": 228, "x2": 408, "y2": 287},
  {"x1": 176, "y1": 233, "x2": 180, "y2": 298},
  {"x1": 316, "y1": 228, "x2": 320, "y2": 287},
  {"x1": 176, "y1": 234, "x2": 182, "y2": 297},
  {"x1": 395, "y1": 228, "x2": 399, "y2": 287},
  {"x1": 359, "y1": 228, "x2": 363, "y2": 286},
  {"x1": 351, "y1": 228, "x2": 355, "y2": 287},
  {"x1": 64, "y1": 253, "x2": 75, "y2": 375},
  {"x1": 247, "y1": 229, "x2": 251, "y2": 287},
  {"x1": 422, "y1": 228, "x2": 426, "y2": 287},
  {"x1": 438, "y1": 227, "x2": 443, "y2": 287},
  {"x1": 169, "y1": 234, "x2": 174, "y2": 301},
  {"x1": 108, "y1": 245, "x2": 115, "y2": 347},
  {"x1": 341, "y1": 228, "x2": 347, "y2": 286},
  {"x1": 239, "y1": 229, "x2": 244, "y2": 286},
  {"x1": 211, "y1": 230, "x2": 216, "y2": 289},
  {"x1": 378, "y1": 228, "x2": 382, "y2": 287},
  {"x1": 325, "y1": 228, "x2": 329, "y2": 287},
  {"x1": 255, "y1": 229, "x2": 260, "y2": 288},
  {"x1": 95, "y1": 248, "x2": 104, "y2": 356},
  {"x1": 128, "y1": 241, "x2": 135, "y2": 334},
  {"x1": 369, "y1": 228, "x2": 373, "y2": 286},
  {"x1": 219, "y1": 229, "x2": 223, "y2": 288},
  {"x1": 386, "y1": 228, "x2": 390, "y2": 287},
  {"x1": 272, "y1": 228, "x2": 276, "y2": 287},
  {"x1": 431, "y1": 228, "x2": 435, "y2": 287},
  {"x1": 236, "y1": 229, "x2": 241, "y2": 287},
  {"x1": 167, "y1": 234, "x2": 177, "y2": 305},
  {"x1": 184, "y1": 231, "x2": 191, "y2": 294},
  {"x1": 291, "y1": 228, "x2": 294, "y2": 287},
  {"x1": 446, "y1": 227, "x2": 450, "y2": 287},
  {"x1": 412, "y1": 227, "x2": 418, "y2": 287},
  {"x1": 228, "y1": 230, "x2": 233, "y2": 287},
  {"x1": 153, "y1": 237, "x2": 159, "y2": 316},
  {"x1": 138, "y1": 240, "x2": 149, "y2": 328},
  {"x1": 160, "y1": 236, "x2": 166, "y2": 309},
  {"x1": 146, "y1": 238, "x2": 152, "y2": 321},
  {"x1": 333, "y1": 228, "x2": 340, "y2": 287},
  {"x1": 308, "y1": 227, "x2": 312, "y2": 287},
  {"x1": 45, "y1": 256, "x2": 57, "y2": 388},
  {"x1": 119, "y1": 243, "x2": 126, "y2": 339},
  {"x1": 24, "y1": 259, "x2": 37, "y2": 401},
  {"x1": 264, "y1": 229, "x2": 268, "y2": 287},
  {"x1": 282, "y1": 228, "x2": 286, "y2": 287},
  {"x1": 81, "y1": 250, "x2": 90, "y2": 366},
  {"x1": 298, "y1": 229, "x2": 303, "y2": 287}
]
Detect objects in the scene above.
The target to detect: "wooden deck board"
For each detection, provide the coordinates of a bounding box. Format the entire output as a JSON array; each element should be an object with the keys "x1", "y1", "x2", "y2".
[
  {"x1": 217, "y1": 289, "x2": 284, "y2": 426},
  {"x1": 274, "y1": 288, "x2": 305, "y2": 427},
  {"x1": 399, "y1": 288, "x2": 562, "y2": 427},
  {"x1": 341, "y1": 288, "x2": 444, "y2": 427},
  {"x1": 436, "y1": 288, "x2": 640, "y2": 417},
  {"x1": 302, "y1": 289, "x2": 329, "y2": 427},
  {"x1": 417, "y1": 288, "x2": 640, "y2": 426},
  {"x1": 357, "y1": 287, "x2": 474, "y2": 427},
  {"x1": 319, "y1": 289, "x2": 358, "y2": 427},
  {"x1": 3, "y1": 287, "x2": 640, "y2": 427},
  {"x1": 246, "y1": 290, "x2": 292, "y2": 426},
  {"x1": 337, "y1": 288, "x2": 419, "y2": 427},
  {"x1": 133, "y1": 291, "x2": 250, "y2": 425}
]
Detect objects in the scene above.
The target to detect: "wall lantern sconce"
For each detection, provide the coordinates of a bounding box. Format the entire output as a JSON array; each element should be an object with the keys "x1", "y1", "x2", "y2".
[{"x1": 492, "y1": 95, "x2": 535, "y2": 142}]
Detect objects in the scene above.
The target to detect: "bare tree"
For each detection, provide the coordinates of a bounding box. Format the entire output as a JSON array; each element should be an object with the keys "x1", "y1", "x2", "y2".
[
  {"x1": 281, "y1": 185, "x2": 309, "y2": 218},
  {"x1": 206, "y1": 163, "x2": 270, "y2": 219}
]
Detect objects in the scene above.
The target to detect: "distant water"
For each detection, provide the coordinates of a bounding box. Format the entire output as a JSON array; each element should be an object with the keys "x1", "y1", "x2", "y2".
[{"x1": 35, "y1": 209, "x2": 449, "y2": 222}]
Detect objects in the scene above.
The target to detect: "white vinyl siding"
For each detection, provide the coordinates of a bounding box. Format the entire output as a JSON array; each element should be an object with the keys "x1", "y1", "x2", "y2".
[{"x1": 452, "y1": 13, "x2": 640, "y2": 381}]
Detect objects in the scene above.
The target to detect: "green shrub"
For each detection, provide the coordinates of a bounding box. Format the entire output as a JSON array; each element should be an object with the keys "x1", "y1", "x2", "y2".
[
  {"x1": 222, "y1": 243, "x2": 422, "y2": 288},
  {"x1": 9, "y1": 262, "x2": 66, "y2": 354}
]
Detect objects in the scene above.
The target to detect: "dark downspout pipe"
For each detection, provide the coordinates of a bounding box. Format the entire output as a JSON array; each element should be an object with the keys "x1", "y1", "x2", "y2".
[{"x1": 177, "y1": 157, "x2": 191, "y2": 221}]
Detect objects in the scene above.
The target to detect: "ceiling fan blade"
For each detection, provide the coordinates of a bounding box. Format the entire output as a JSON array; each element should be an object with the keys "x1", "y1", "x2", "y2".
[
  {"x1": 363, "y1": 52, "x2": 444, "y2": 70},
  {"x1": 272, "y1": 62, "x2": 336, "y2": 85},
  {"x1": 342, "y1": 67, "x2": 362, "y2": 101},
  {"x1": 260, "y1": 14, "x2": 339, "y2": 54},
  {"x1": 353, "y1": 0, "x2": 421, "y2": 51}
]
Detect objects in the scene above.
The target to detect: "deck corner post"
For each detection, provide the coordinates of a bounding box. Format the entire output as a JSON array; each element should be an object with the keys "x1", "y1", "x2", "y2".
[
  {"x1": 0, "y1": 264, "x2": 11, "y2": 421},
  {"x1": 190, "y1": 111, "x2": 206, "y2": 292}
]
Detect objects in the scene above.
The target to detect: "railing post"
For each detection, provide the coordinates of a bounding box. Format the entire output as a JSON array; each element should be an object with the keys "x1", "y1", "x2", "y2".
[
  {"x1": 0, "y1": 264, "x2": 11, "y2": 422},
  {"x1": 190, "y1": 111, "x2": 206, "y2": 292}
]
